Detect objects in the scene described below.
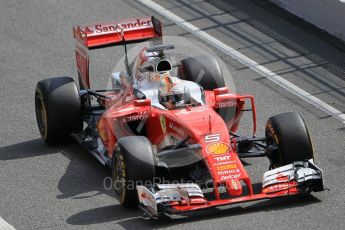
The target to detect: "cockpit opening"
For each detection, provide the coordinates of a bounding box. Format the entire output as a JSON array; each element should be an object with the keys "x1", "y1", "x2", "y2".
[{"x1": 156, "y1": 59, "x2": 172, "y2": 73}]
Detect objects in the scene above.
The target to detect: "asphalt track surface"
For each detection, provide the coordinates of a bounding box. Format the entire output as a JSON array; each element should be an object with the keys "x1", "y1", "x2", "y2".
[{"x1": 0, "y1": 0, "x2": 344, "y2": 229}]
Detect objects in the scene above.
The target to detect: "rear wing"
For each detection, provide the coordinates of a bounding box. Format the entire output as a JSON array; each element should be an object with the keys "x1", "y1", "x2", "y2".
[
  {"x1": 73, "y1": 16, "x2": 162, "y2": 89},
  {"x1": 73, "y1": 16, "x2": 162, "y2": 48}
]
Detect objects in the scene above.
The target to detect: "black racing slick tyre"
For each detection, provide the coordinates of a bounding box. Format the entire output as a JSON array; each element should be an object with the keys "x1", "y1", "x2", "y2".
[
  {"x1": 179, "y1": 55, "x2": 225, "y2": 90},
  {"x1": 265, "y1": 112, "x2": 314, "y2": 168},
  {"x1": 35, "y1": 77, "x2": 82, "y2": 145},
  {"x1": 111, "y1": 136, "x2": 156, "y2": 208}
]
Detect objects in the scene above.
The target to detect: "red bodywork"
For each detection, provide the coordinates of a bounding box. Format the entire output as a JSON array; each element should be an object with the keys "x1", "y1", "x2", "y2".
[
  {"x1": 73, "y1": 16, "x2": 308, "y2": 213},
  {"x1": 97, "y1": 89, "x2": 298, "y2": 212}
]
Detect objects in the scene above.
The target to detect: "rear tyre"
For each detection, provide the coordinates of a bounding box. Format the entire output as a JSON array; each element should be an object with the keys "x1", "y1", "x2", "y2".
[
  {"x1": 35, "y1": 77, "x2": 82, "y2": 145},
  {"x1": 179, "y1": 55, "x2": 225, "y2": 90},
  {"x1": 112, "y1": 136, "x2": 156, "y2": 208},
  {"x1": 265, "y1": 112, "x2": 314, "y2": 168}
]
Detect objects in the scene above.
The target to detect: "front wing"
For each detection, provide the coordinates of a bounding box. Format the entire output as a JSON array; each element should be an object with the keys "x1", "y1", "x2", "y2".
[{"x1": 137, "y1": 159, "x2": 323, "y2": 218}]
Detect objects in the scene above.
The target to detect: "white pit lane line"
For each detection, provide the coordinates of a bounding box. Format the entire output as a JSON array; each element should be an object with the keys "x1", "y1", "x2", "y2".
[
  {"x1": 0, "y1": 216, "x2": 16, "y2": 230},
  {"x1": 137, "y1": 0, "x2": 345, "y2": 124}
]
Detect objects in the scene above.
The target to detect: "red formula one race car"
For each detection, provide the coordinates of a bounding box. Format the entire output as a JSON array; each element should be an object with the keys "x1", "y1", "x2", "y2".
[{"x1": 35, "y1": 16, "x2": 324, "y2": 219}]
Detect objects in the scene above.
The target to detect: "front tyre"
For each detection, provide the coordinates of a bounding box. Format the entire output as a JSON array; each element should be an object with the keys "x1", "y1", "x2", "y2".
[
  {"x1": 265, "y1": 112, "x2": 314, "y2": 168},
  {"x1": 112, "y1": 136, "x2": 156, "y2": 208}
]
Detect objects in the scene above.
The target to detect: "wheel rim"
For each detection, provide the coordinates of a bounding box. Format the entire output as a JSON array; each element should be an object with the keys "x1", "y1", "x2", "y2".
[
  {"x1": 35, "y1": 90, "x2": 47, "y2": 138},
  {"x1": 266, "y1": 132, "x2": 282, "y2": 168},
  {"x1": 113, "y1": 153, "x2": 126, "y2": 199}
]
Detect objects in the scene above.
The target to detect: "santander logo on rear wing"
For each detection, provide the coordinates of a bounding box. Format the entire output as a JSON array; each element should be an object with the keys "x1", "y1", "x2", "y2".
[{"x1": 73, "y1": 16, "x2": 162, "y2": 48}]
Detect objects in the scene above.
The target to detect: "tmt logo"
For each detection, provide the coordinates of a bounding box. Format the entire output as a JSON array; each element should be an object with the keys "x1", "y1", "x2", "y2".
[{"x1": 214, "y1": 155, "x2": 231, "y2": 162}]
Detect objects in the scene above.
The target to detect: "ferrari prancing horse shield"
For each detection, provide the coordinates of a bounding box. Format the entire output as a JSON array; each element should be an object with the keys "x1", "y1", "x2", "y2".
[{"x1": 160, "y1": 115, "x2": 167, "y2": 134}]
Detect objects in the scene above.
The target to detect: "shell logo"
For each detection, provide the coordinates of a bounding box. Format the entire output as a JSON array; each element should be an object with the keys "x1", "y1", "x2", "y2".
[{"x1": 207, "y1": 142, "x2": 230, "y2": 155}]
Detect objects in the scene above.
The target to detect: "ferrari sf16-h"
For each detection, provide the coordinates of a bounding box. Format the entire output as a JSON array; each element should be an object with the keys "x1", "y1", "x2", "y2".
[{"x1": 35, "y1": 16, "x2": 324, "y2": 219}]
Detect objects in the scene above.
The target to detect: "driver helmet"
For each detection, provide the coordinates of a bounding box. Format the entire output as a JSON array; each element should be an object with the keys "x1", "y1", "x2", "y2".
[{"x1": 158, "y1": 75, "x2": 189, "y2": 109}]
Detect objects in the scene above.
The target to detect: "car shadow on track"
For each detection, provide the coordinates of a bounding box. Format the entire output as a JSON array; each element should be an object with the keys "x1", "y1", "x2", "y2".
[
  {"x1": 0, "y1": 138, "x2": 60, "y2": 161},
  {"x1": 66, "y1": 205, "x2": 142, "y2": 226},
  {"x1": 55, "y1": 143, "x2": 113, "y2": 200},
  {"x1": 0, "y1": 138, "x2": 113, "y2": 199}
]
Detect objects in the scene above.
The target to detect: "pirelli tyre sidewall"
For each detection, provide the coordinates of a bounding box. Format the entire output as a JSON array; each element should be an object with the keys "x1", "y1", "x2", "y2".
[
  {"x1": 265, "y1": 112, "x2": 314, "y2": 168},
  {"x1": 35, "y1": 76, "x2": 82, "y2": 145},
  {"x1": 111, "y1": 136, "x2": 156, "y2": 208}
]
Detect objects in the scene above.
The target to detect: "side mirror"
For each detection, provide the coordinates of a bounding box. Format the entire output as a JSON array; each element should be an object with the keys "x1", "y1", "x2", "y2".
[
  {"x1": 215, "y1": 94, "x2": 238, "y2": 109},
  {"x1": 213, "y1": 87, "x2": 229, "y2": 96},
  {"x1": 214, "y1": 93, "x2": 241, "y2": 131},
  {"x1": 215, "y1": 93, "x2": 257, "y2": 137}
]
